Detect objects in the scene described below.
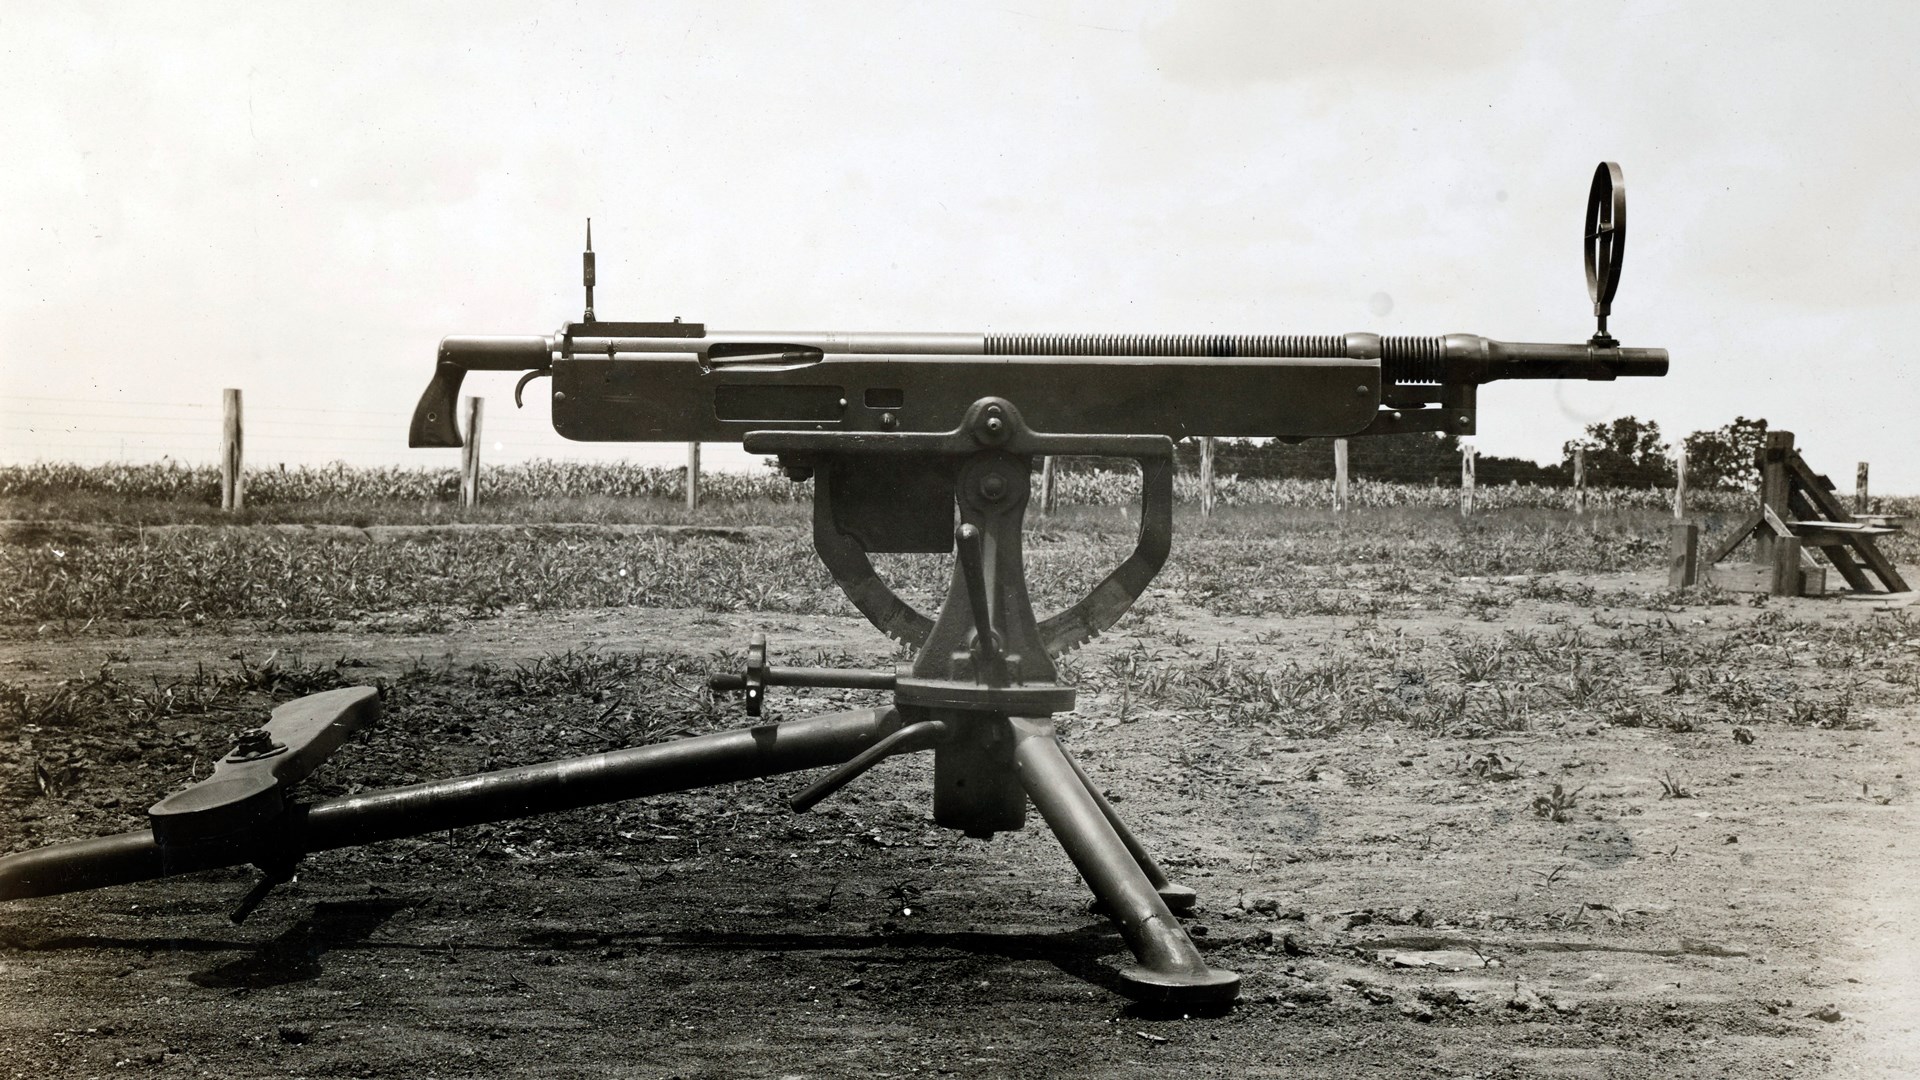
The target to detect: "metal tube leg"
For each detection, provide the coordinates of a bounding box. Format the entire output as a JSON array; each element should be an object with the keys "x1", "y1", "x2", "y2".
[
  {"x1": 1060, "y1": 748, "x2": 1197, "y2": 914},
  {"x1": 0, "y1": 708, "x2": 901, "y2": 903},
  {"x1": 303, "y1": 706, "x2": 900, "y2": 850},
  {"x1": 1010, "y1": 718, "x2": 1239, "y2": 1006}
]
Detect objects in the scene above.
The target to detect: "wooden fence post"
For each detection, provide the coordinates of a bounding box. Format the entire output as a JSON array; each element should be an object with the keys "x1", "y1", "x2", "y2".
[
  {"x1": 1572, "y1": 446, "x2": 1586, "y2": 516},
  {"x1": 1040, "y1": 456, "x2": 1057, "y2": 514},
  {"x1": 1673, "y1": 448, "x2": 1688, "y2": 520},
  {"x1": 460, "y1": 396, "x2": 483, "y2": 509},
  {"x1": 1459, "y1": 444, "x2": 1476, "y2": 517},
  {"x1": 1333, "y1": 438, "x2": 1350, "y2": 516},
  {"x1": 220, "y1": 388, "x2": 244, "y2": 511},
  {"x1": 1857, "y1": 462, "x2": 1870, "y2": 515},
  {"x1": 686, "y1": 442, "x2": 702, "y2": 511},
  {"x1": 1668, "y1": 523, "x2": 1699, "y2": 588},
  {"x1": 1199, "y1": 437, "x2": 1215, "y2": 517}
]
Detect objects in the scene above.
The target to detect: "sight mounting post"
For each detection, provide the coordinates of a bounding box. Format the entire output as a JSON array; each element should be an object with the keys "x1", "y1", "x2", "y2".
[{"x1": 582, "y1": 217, "x2": 596, "y2": 324}]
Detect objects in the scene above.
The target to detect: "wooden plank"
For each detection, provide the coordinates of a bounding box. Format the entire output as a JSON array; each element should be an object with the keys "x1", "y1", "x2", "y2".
[
  {"x1": 1040, "y1": 456, "x2": 1057, "y2": 513},
  {"x1": 1785, "y1": 487, "x2": 1819, "y2": 525},
  {"x1": 1786, "y1": 452, "x2": 1857, "y2": 522},
  {"x1": 1789, "y1": 488, "x2": 1875, "y2": 592},
  {"x1": 1807, "y1": 511, "x2": 1875, "y2": 589},
  {"x1": 1793, "y1": 455, "x2": 1909, "y2": 589},
  {"x1": 1801, "y1": 563, "x2": 1829, "y2": 597},
  {"x1": 1806, "y1": 551, "x2": 1873, "y2": 591},
  {"x1": 1824, "y1": 547, "x2": 1872, "y2": 589},
  {"x1": 1705, "y1": 562, "x2": 1773, "y2": 593},
  {"x1": 1772, "y1": 537, "x2": 1804, "y2": 596},
  {"x1": 1788, "y1": 521, "x2": 1896, "y2": 538},
  {"x1": 1865, "y1": 549, "x2": 1911, "y2": 593},
  {"x1": 1757, "y1": 431, "x2": 1794, "y2": 562},
  {"x1": 1703, "y1": 510, "x2": 1764, "y2": 566},
  {"x1": 1573, "y1": 446, "x2": 1586, "y2": 516},
  {"x1": 1787, "y1": 458, "x2": 1907, "y2": 592},
  {"x1": 1857, "y1": 461, "x2": 1870, "y2": 514},
  {"x1": 686, "y1": 442, "x2": 701, "y2": 511},
  {"x1": 1762, "y1": 504, "x2": 1794, "y2": 538}
]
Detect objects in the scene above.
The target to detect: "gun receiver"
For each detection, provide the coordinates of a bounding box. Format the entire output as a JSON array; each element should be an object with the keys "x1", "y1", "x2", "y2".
[{"x1": 411, "y1": 327, "x2": 1666, "y2": 449}]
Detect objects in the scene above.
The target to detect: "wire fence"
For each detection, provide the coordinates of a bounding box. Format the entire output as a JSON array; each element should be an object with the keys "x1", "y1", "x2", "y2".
[
  {"x1": 0, "y1": 453, "x2": 1765, "y2": 514},
  {"x1": 0, "y1": 394, "x2": 755, "y2": 471},
  {"x1": 0, "y1": 392, "x2": 1886, "y2": 517}
]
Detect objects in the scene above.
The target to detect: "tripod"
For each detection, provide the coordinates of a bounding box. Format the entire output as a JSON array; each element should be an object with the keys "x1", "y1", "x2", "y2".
[{"x1": 707, "y1": 397, "x2": 1238, "y2": 1004}]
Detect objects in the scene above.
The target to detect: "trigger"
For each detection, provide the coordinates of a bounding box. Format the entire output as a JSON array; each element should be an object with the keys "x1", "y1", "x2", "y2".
[{"x1": 514, "y1": 369, "x2": 551, "y2": 408}]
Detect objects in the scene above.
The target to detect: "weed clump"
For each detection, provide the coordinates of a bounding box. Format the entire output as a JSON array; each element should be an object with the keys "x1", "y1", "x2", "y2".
[{"x1": 1532, "y1": 784, "x2": 1581, "y2": 823}]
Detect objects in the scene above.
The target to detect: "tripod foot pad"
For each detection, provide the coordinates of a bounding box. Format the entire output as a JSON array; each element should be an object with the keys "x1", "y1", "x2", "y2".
[
  {"x1": 1091, "y1": 884, "x2": 1197, "y2": 917},
  {"x1": 1118, "y1": 963, "x2": 1242, "y2": 1007},
  {"x1": 1155, "y1": 883, "x2": 1197, "y2": 914}
]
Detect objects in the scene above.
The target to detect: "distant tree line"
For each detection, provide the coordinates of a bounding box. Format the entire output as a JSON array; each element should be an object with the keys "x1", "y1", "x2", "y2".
[
  {"x1": 1066, "y1": 415, "x2": 1773, "y2": 491},
  {"x1": 1560, "y1": 414, "x2": 1770, "y2": 490}
]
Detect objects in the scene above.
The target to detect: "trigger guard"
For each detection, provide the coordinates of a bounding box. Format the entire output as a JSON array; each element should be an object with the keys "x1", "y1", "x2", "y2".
[{"x1": 513, "y1": 369, "x2": 551, "y2": 408}]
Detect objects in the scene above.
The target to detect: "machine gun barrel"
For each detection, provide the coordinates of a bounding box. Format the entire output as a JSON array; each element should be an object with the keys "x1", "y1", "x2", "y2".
[{"x1": 437, "y1": 328, "x2": 1669, "y2": 381}]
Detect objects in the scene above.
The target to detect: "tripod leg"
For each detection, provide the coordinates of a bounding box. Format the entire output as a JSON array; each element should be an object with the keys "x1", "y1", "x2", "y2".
[
  {"x1": 1011, "y1": 718, "x2": 1239, "y2": 1007},
  {"x1": 1, "y1": 708, "x2": 902, "y2": 902},
  {"x1": 1059, "y1": 748, "x2": 1196, "y2": 914}
]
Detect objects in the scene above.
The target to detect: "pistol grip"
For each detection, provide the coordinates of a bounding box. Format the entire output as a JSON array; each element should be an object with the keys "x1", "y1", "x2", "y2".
[
  {"x1": 411, "y1": 335, "x2": 554, "y2": 447},
  {"x1": 409, "y1": 362, "x2": 468, "y2": 448}
]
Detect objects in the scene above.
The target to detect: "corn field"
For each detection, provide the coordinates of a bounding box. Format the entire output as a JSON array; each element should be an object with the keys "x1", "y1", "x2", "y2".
[
  {"x1": 0, "y1": 460, "x2": 809, "y2": 505},
  {"x1": 4, "y1": 460, "x2": 1906, "y2": 516},
  {"x1": 1085, "y1": 471, "x2": 1759, "y2": 513}
]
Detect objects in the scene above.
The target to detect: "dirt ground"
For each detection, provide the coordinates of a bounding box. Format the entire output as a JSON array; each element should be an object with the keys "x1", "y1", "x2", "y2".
[{"x1": 2, "y1": 575, "x2": 1918, "y2": 1079}]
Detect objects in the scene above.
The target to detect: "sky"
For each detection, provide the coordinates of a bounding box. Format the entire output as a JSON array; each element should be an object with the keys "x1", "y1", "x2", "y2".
[{"x1": 2, "y1": 1, "x2": 1916, "y2": 489}]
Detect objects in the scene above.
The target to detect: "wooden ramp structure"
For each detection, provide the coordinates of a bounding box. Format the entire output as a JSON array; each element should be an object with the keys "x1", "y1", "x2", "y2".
[{"x1": 1700, "y1": 431, "x2": 1907, "y2": 596}]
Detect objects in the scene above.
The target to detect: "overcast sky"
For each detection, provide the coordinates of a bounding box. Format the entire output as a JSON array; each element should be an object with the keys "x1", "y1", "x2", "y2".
[{"x1": 3, "y1": 2, "x2": 1916, "y2": 489}]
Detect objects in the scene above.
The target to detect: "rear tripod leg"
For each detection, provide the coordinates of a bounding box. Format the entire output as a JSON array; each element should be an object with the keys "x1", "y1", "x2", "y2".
[
  {"x1": 1010, "y1": 718, "x2": 1239, "y2": 1006},
  {"x1": 1059, "y1": 748, "x2": 1197, "y2": 914}
]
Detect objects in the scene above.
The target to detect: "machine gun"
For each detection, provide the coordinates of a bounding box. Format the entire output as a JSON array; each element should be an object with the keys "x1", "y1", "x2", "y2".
[{"x1": 0, "y1": 164, "x2": 1663, "y2": 1007}]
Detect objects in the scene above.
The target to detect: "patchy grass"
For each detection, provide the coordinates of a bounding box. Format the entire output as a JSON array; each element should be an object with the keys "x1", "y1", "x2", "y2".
[{"x1": 0, "y1": 503, "x2": 1723, "y2": 632}]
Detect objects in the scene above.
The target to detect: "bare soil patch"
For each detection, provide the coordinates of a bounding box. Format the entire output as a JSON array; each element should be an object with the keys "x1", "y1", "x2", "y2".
[{"x1": 2, "y1": 574, "x2": 1918, "y2": 1078}]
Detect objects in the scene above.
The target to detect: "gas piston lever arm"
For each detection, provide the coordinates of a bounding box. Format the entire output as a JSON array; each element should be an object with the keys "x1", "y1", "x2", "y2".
[{"x1": 788, "y1": 720, "x2": 949, "y2": 813}]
